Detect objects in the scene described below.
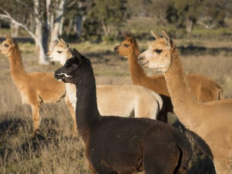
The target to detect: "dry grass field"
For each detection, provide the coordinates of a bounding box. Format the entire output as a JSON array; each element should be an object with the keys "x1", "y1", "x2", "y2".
[{"x1": 0, "y1": 39, "x2": 232, "y2": 174}]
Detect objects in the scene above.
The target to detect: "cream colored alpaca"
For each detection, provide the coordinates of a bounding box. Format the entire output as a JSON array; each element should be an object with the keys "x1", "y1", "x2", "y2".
[
  {"x1": 47, "y1": 39, "x2": 163, "y2": 121},
  {"x1": 138, "y1": 30, "x2": 232, "y2": 174},
  {"x1": 0, "y1": 36, "x2": 75, "y2": 134}
]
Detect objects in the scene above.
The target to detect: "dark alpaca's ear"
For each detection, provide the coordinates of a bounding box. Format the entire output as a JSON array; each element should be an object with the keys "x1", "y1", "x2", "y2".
[{"x1": 71, "y1": 48, "x2": 82, "y2": 65}]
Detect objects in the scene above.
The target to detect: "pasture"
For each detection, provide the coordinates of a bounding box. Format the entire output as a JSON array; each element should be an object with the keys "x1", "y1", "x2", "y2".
[{"x1": 0, "y1": 38, "x2": 232, "y2": 173}]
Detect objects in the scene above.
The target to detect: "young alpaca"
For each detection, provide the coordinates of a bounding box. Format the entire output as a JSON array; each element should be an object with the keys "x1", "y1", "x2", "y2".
[
  {"x1": 115, "y1": 34, "x2": 224, "y2": 122},
  {"x1": 138, "y1": 30, "x2": 232, "y2": 174},
  {"x1": 54, "y1": 49, "x2": 192, "y2": 174},
  {"x1": 47, "y1": 38, "x2": 163, "y2": 121},
  {"x1": 0, "y1": 36, "x2": 72, "y2": 134}
]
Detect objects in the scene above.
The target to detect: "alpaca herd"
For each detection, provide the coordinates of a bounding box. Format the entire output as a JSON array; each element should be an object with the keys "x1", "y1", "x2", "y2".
[{"x1": 0, "y1": 30, "x2": 231, "y2": 174}]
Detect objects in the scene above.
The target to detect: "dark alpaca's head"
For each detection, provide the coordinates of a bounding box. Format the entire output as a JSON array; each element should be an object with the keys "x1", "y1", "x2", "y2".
[{"x1": 54, "y1": 48, "x2": 88, "y2": 84}]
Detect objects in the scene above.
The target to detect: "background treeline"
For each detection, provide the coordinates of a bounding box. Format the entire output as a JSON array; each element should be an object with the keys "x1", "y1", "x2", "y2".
[{"x1": 0, "y1": 0, "x2": 231, "y2": 64}]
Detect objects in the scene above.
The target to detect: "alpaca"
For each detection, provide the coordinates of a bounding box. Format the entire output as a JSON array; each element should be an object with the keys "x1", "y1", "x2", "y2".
[
  {"x1": 47, "y1": 38, "x2": 163, "y2": 121},
  {"x1": 54, "y1": 48, "x2": 192, "y2": 174},
  {"x1": 0, "y1": 35, "x2": 74, "y2": 134},
  {"x1": 138, "y1": 30, "x2": 232, "y2": 174},
  {"x1": 115, "y1": 34, "x2": 224, "y2": 122}
]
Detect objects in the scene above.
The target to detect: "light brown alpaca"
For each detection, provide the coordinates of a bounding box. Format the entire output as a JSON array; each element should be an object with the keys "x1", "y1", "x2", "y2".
[
  {"x1": 115, "y1": 34, "x2": 223, "y2": 121},
  {"x1": 47, "y1": 39, "x2": 163, "y2": 121},
  {"x1": 0, "y1": 36, "x2": 75, "y2": 134},
  {"x1": 138, "y1": 30, "x2": 232, "y2": 174}
]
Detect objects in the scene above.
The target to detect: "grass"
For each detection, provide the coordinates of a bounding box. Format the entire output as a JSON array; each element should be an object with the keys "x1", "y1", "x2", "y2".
[{"x1": 1, "y1": 38, "x2": 232, "y2": 173}]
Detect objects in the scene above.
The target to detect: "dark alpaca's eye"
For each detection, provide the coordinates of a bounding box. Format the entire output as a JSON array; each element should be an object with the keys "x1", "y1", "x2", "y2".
[
  {"x1": 124, "y1": 44, "x2": 129, "y2": 48},
  {"x1": 57, "y1": 51, "x2": 62, "y2": 53},
  {"x1": 154, "y1": 49, "x2": 162, "y2": 54},
  {"x1": 68, "y1": 64, "x2": 78, "y2": 70},
  {"x1": 4, "y1": 44, "x2": 9, "y2": 47}
]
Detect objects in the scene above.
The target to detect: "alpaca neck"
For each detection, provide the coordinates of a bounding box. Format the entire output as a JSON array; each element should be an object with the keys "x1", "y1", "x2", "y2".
[
  {"x1": 164, "y1": 47, "x2": 202, "y2": 132},
  {"x1": 8, "y1": 47, "x2": 27, "y2": 88},
  {"x1": 75, "y1": 63, "x2": 100, "y2": 142},
  {"x1": 128, "y1": 47, "x2": 147, "y2": 85}
]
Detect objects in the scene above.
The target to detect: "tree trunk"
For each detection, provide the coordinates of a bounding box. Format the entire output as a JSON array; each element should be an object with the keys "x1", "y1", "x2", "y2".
[
  {"x1": 76, "y1": 15, "x2": 83, "y2": 35},
  {"x1": 67, "y1": 18, "x2": 73, "y2": 35},
  {"x1": 42, "y1": 0, "x2": 51, "y2": 54},
  {"x1": 186, "y1": 18, "x2": 193, "y2": 38},
  {"x1": 49, "y1": 0, "x2": 66, "y2": 51},
  {"x1": 11, "y1": 22, "x2": 19, "y2": 37},
  {"x1": 33, "y1": 0, "x2": 49, "y2": 64},
  {"x1": 59, "y1": 16, "x2": 64, "y2": 35},
  {"x1": 102, "y1": 20, "x2": 109, "y2": 37}
]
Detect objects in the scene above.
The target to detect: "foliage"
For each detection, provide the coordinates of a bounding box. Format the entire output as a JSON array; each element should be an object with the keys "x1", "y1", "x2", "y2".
[{"x1": 82, "y1": 0, "x2": 128, "y2": 40}]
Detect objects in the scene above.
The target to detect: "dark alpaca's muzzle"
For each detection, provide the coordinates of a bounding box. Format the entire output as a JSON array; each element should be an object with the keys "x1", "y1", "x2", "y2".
[
  {"x1": 54, "y1": 68, "x2": 65, "y2": 80},
  {"x1": 54, "y1": 68, "x2": 73, "y2": 83},
  {"x1": 54, "y1": 72, "x2": 65, "y2": 80}
]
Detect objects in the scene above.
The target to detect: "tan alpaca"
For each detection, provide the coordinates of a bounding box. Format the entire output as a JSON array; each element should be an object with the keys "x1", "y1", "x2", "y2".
[
  {"x1": 47, "y1": 39, "x2": 163, "y2": 121},
  {"x1": 115, "y1": 34, "x2": 223, "y2": 121},
  {"x1": 0, "y1": 36, "x2": 75, "y2": 134},
  {"x1": 138, "y1": 30, "x2": 232, "y2": 174}
]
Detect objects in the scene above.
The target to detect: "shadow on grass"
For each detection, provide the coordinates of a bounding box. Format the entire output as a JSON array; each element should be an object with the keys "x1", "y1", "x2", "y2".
[{"x1": 0, "y1": 116, "x2": 80, "y2": 162}]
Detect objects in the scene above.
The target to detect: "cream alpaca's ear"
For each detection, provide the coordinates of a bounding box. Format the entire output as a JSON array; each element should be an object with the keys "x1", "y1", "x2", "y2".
[
  {"x1": 162, "y1": 30, "x2": 171, "y2": 49},
  {"x1": 151, "y1": 30, "x2": 161, "y2": 40},
  {"x1": 60, "y1": 38, "x2": 68, "y2": 48},
  {"x1": 5, "y1": 34, "x2": 11, "y2": 40},
  {"x1": 56, "y1": 38, "x2": 60, "y2": 43}
]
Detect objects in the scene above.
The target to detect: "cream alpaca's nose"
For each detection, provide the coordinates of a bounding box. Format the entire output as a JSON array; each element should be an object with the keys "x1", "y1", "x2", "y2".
[{"x1": 138, "y1": 55, "x2": 146, "y2": 65}]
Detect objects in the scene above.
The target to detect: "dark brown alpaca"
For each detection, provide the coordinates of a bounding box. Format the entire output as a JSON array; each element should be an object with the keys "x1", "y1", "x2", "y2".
[
  {"x1": 54, "y1": 48, "x2": 192, "y2": 174},
  {"x1": 114, "y1": 34, "x2": 224, "y2": 122}
]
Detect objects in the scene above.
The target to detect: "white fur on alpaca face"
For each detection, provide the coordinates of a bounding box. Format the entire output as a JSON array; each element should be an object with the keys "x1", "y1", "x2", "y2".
[
  {"x1": 57, "y1": 72, "x2": 72, "y2": 78},
  {"x1": 139, "y1": 43, "x2": 171, "y2": 72},
  {"x1": 48, "y1": 46, "x2": 69, "y2": 65}
]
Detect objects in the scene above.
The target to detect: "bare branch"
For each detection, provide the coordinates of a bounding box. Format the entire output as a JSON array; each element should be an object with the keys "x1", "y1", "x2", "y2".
[
  {"x1": 66, "y1": 0, "x2": 78, "y2": 8},
  {"x1": 0, "y1": 6, "x2": 37, "y2": 41},
  {"x1": 13, "y1": 0, "x2": 35, "y2": 15}
]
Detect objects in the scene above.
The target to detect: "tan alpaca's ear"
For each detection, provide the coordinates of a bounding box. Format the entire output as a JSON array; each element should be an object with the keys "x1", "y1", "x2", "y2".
[
  {"x1": 123, "y1": 33, "x2": 129, "y2": 39},
  {"x1": 128, "y1": 33, "x2": 136, "y2": 44},
  {"x1": 162, "y1": 30, "x2": 171, "y2": 49},
  {"x1": 151, "y1": 30, "x2": 161, "y2": 40}
]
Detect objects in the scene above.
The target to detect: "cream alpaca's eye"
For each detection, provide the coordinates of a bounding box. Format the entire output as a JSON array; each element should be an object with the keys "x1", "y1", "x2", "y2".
[
  {"x1": 124, "y1": 44, "x2": 129, "y2": 47},
  {"x1": 57, "y1": 51, "x2": 62, "y2": 53},
  {"x1": 154, "y1": 49, "x2": 162, "y2": 54},
  {"x1": 4, "y1": 44, "x2": 9, "y2": 47}
]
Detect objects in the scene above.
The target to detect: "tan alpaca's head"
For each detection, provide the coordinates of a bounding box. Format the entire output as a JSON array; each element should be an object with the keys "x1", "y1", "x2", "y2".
[
  {"x1": 114, "y1": 33, "x2": 138, "y2": 58},
  {"x1": 138, "y1": 30, "x2": 172, "y2": 72},
  {"x1": 0, "y1": 35, "x2": 17, "y2": 57},
  {"x1": 47, "y1": 38, "x2": 71, "y2": 65}
]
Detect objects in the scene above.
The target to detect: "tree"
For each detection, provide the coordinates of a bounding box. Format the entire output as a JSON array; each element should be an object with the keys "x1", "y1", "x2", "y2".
[
  {"x1": 198, "y1": 0, "x2": 230, "y2": 29},
  {"x1": 0, "y1": 0, "x2": 68, "y2": 64},
  {"x1": 171, "y1": 0, "x2": 203, "y2": 37},
  {"x1": 83, "y1": 0, "x2": 128, "y2": 38}
]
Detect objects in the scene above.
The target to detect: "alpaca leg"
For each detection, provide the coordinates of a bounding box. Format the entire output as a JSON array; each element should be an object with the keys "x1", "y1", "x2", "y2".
[
  {"x1": 31, "y1": 102, "x2": 42, "y2": 132},
  {"x1": 134, "y1": 99, "x2": 158, "y2": 119},
  {"x1": 65, "y1": 95, "x2": 77, "y2": 136}
]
